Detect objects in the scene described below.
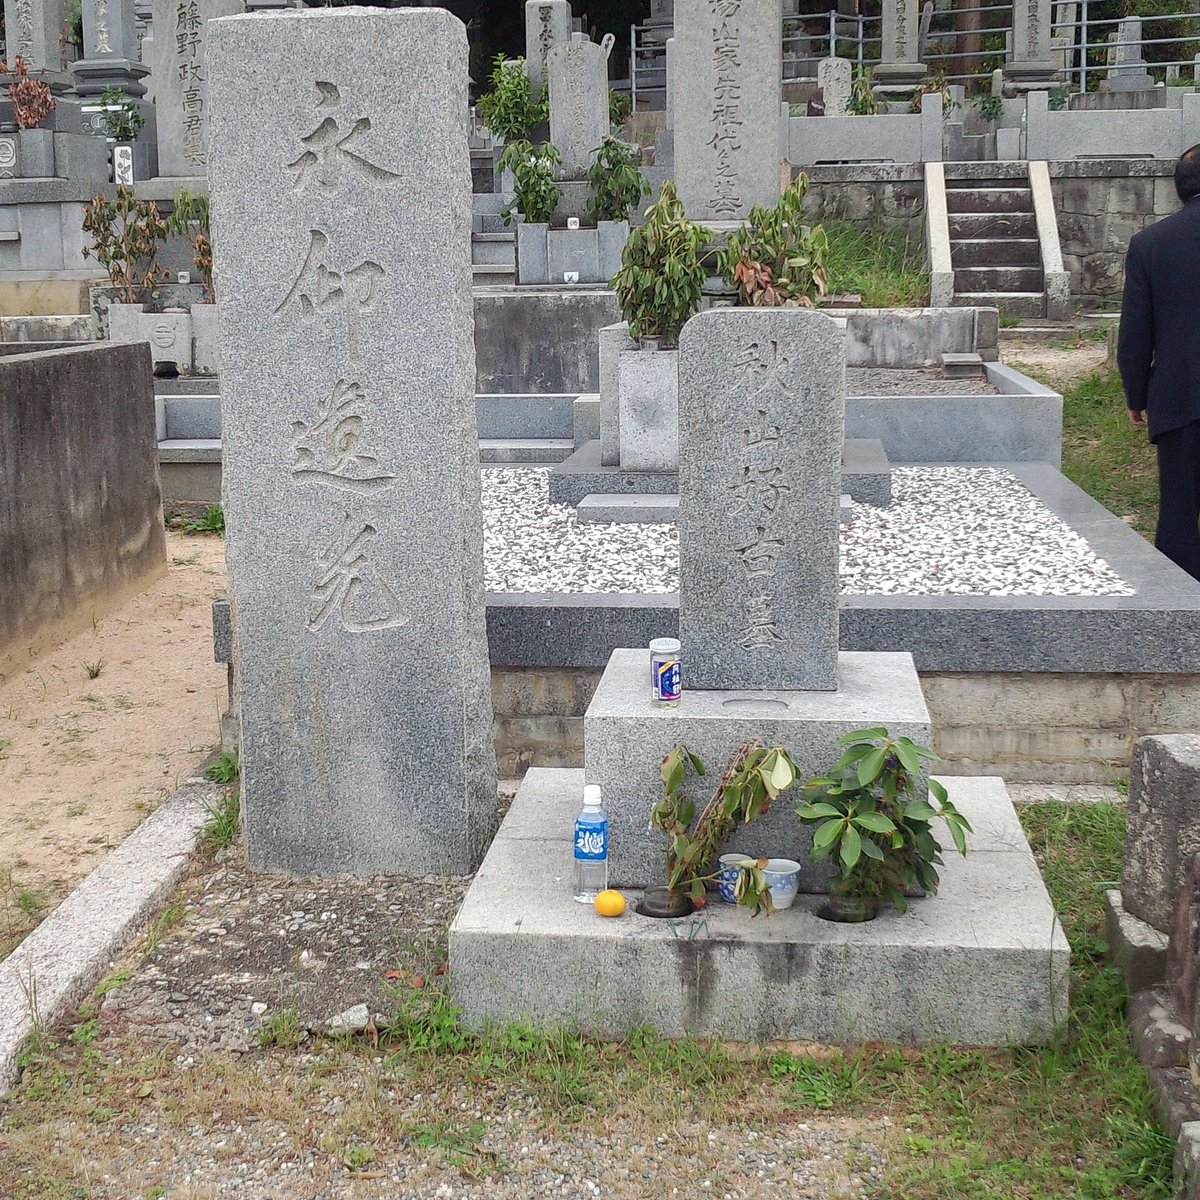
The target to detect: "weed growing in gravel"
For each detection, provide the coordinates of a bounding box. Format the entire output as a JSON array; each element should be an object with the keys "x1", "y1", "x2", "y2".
[
  {"x1": 407, "y1": 1120, "x2": 491, "y2": 1169},
  {"x1": 258, "y1": 1007, "x2": 305, "y2": 1049},
  {"x1": 81, "y1": 659, "x2": 106, "y2": 680},
  {"x1": 203, "y1": 750, "x2": 239, "y2": 784},
  {"x1": 183, "y1": 504, "x2": 225, "y2": 535},
  {"x1": 341, "y1": 1144, "x2": 375, "y2": 1171},
  {"x1": 197, "y1": 785, "x2": 240, "y2": 859},
  {"x1": 0, "y1": 869, "x2": 45, "y2": 960}
]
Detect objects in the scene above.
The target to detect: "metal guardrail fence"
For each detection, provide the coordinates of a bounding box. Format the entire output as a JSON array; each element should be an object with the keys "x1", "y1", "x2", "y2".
[{"x1": 629, "y1": 5, "x2": 1200, "y2": 107}]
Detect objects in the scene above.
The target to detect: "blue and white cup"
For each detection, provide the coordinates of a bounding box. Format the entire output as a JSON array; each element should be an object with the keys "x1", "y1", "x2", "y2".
[
  {"x1": 717, "y1": 854, "x2": 755, "y2": 904},
  {"x1": 763, "y1": 858, "x2": 802, "y2": 909}
]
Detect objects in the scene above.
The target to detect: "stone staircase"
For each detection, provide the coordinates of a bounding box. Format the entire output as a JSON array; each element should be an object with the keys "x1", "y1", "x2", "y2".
[
  {"x1": 944, "y1": 167, "x2": 1046, "y2": 318},
  {"x1": 471, "y1": 193, "x2": 514, "y2": 285}
]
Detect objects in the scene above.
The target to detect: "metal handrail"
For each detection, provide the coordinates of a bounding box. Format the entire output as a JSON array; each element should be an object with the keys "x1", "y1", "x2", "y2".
[{"x1": 628, "y1": 5, "x2": 1200, "y2": 106}]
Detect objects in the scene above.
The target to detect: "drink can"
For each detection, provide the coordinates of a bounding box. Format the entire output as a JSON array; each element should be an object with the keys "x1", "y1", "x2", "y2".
[{"x1": 650, "y1": 637, "x2": 682, "y2": 705}]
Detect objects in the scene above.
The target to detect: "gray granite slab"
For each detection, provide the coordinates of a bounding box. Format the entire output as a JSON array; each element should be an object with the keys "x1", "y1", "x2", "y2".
[
  {"x1": 449, "y1": 767, "x2": 1070, "y2": 1045},
  {"x1": 679, "y1": 307, "x2": 845, "y2": 691},
  {"x1": 673, "y1": 0, "x2": 782, "y2": 220},
  {"x1": 155, "y1": 0, "x2": 243, "y2": 177},
  {"x1": 3, "y1": 0, "x2": 66, "y2": 71},
  {"x1": 208, "y1": 7, "x2": 496, "y2": 876},
  {"x1": 547, "y1": 38, "x2": 608, "y2": 179},
  {"x1": 617, "y1": 346, "x2": 678, "y2": 472},
  {"x1": 524, "y1": 0, "x2": 571, "y2": 94},
  {"x1": 585, "y1": 647, "x2": 931, "y2": 888}
]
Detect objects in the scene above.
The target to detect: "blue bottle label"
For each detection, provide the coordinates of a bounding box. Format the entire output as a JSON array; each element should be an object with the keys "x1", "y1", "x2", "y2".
[
  {"x1": 654, "y1": 659, "x2": 681, "y2": 702},
  {"x1": 574, "y1": 817, "x2": 608, "y2": 861}
]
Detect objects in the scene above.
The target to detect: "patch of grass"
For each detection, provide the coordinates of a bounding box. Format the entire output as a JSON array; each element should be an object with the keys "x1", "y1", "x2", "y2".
[
  {"x1": 171, "y1": 554, "x2": 199, "y2": 567},
  {"x1": 822, "y1": 219, "x2": 930, "y2": 308},
  {"x1": 341, "y1": 1143, "x2": 376, "y2": 1171},
  {"x1": 999, "y1": 312, "x2": 1023, "y2": 328},
  {"x1": 202, "y1": 750, "x2": 239, "y2": 784},
  {"x1": 257, "y1": 1007, "x2": 305, "y2": 1049},
  {"x1": 197, "y1": 786, "x2": 240, "y2": 859},
  {"x1": 406, "y1": 1120, "x2": 488, "y2": 1168},
  {"x1": 143, "y1": 899, "x2": 186, "y2": 954},
  {"x1": 81, "y1": 659, "x2": 105, "y2": 680},
  {"x1": 0, "y1": 869, "x2": 46, "y2": 960},
  {"x1": 93, "y1": 966, "x2": 131, "y2": 999},
  {"x1": 183, "y1": 504, "x2": 225, "y2": 536},
  {"x1": 1013, "y1": 366, "x2": 1157, "y2": 538}
]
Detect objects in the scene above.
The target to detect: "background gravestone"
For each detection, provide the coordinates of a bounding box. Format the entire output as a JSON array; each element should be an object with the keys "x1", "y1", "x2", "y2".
[
  {"x1": 817, "y1": 56, "x2": 852, "y2": 116},
  {"x1": 673, "y1": 0, "x2": 782, "y2": 222},
  {"x1": 548, "y1": 37, "x2": 608, "y2": 178},
  {"x1": 207, "y1": 6, "x2": 497, "y2": 875},
  {"x1": 3, "y1": 0, "x2": 66, "y2": 72},
  {"x1": 1122, "y1": 734, "x2": 1200, "y2": 933},
  {"x1": 678, "y1": 307, "x2": 844, "y2": 690},
  {"x1": 524, "y1": 0, "x2": 571, "y2": 94},
  {"x1": 153, "y1": 0, "x2": 243, "y2": 177}
]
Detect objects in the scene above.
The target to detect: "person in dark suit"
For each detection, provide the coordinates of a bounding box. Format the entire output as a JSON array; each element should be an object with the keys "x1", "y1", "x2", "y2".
[{"x1": 1118, "y1": 143, "x2": 1200, "y2": 581}]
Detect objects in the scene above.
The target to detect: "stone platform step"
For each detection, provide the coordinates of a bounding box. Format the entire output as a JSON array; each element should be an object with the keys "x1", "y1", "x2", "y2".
[
  {"x1": 576, "y1": 493, "x2": 679, "y2": 524},
  {"x1": 479, "y1": 438, "x2": 574, "y2": 464},
  {"x1": 955, "y1": 291, "x2": 1046, "y2": 318},
  {"x1": 948, "y1": 211, "x2": 1037, "y2": 240},
  {"x1": 472, "y1": 231, "x2": 515, "y2": 267},
  {"x1": 950, "y1": 237, "x2": 1041, "y2": 268},
  {"x1": 944, "y1": 186, "x2": 1033, "y2": 215},
  {"x1": 448, "y1": 767, "x2": 1070, "y2": 1045},
  {"x1": 955, "y1": 265, "x2": 1044, "y2": 293},
  {"x1": 472, "y1": 263, "x2": 515, "y2": 285}
]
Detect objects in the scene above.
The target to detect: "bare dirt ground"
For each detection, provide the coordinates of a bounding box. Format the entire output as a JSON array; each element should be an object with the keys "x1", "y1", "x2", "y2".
[
  {"x1": 0, "y1": 530, "x2": 228, "y2": 957},
  {"x1": 1000, "y1": 333, "x2": 1110, "y2": 387}
]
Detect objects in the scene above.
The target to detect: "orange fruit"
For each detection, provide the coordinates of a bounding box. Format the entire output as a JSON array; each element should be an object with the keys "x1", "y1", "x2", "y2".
[{"x1": 593, "y1": 889, "x2": 626, "y2": 918}]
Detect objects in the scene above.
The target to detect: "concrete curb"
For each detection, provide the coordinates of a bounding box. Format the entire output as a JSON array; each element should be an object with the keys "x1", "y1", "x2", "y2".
[{"x1": 0, "y1": 779, "x2": 216, "y2": 1094}]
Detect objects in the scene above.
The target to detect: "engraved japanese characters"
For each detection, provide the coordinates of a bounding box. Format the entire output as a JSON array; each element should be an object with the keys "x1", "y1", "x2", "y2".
[
  {"x1": 678, "y1": 308, "x2": 845, "y2": 691},
  {"x1": 673, "y1": 0, "x2": 782, "y2": 223},
  {"x1": 207, "y1": 7, "x2": 496, "y2": 876}
]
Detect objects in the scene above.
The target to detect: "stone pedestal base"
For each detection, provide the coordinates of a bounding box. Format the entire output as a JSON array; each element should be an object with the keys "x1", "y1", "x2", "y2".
[
  {"x1": 1002, "y1": 62, "x2": 1059, "y2": 95},
  {"x1": 584, "y1": 648, "x2": 932, "y2": 888},
  {"x1": 71, "y1": 57, "x2": 150, "y2": 98},
  {"x1": 448, "y1": 768, "x2": 1071, "y2": 1045}
]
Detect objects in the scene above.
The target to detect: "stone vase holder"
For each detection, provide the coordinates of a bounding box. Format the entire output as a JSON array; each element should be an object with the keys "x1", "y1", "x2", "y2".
[
  {"x1": 107, "y1": 301, "x2": 195, "y2": 372},
  {"x1": 515, "y1": 219, "x2": 628, "y2": 286}
]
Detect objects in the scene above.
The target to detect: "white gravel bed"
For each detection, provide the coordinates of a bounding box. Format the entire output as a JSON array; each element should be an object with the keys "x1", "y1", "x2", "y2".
[{"x1": 482, "y1": 467, "x2": 1134, "y2": 598}]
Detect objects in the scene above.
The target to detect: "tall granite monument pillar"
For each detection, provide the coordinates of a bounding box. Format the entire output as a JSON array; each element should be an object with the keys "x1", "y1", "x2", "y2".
[
  {"x1": 2, "y1": 0, "x2": 66, "y2": 72},
  {"x1": 207, "y1": 6, "x2": 498, "y2": 875},
  {"x1": 673, "y1": 0, "x2": 782, "y2": 222},
  {"x1": 71, "y1": 0, "x2": 150, "y2": 95},
  {"x1": 679, "y1": 308, "x2": 843, "y2": 691},
  {"x1": 874, "y1": 0, "x2": 925, "y2": 95},
  {"x1": 153, "y1": 0, "x2": 243, "y2": 177},
  {"x1": 548, "y1": 35, "x2": 609, "y2": 178},
  {"x1": 525, "y1": 0, "x2": 571, "y2": 94},
  {"x1": 1004, "y1": 0, "x2": 1057, "y2": 91}
]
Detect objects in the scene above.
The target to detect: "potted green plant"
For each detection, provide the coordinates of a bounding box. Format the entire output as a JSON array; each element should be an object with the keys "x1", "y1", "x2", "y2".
[
  {"x1": 719, "y1": 175, "x2": 829, "y2": 308},
  {"x1": 611, "y1": 180, "x2": 706, "y2": 349},
  {"x1": 585, "y1": 134, "x2": 646, "y2": 280},
  {"x1": 500, "y1": 140, "x2": 565, "y2": 284},
  {"x1": 166, "y1": 189, "x2": 217, "y2": 372},
  {"x1": 476, "y1": 54, "x2": 548, "y2": 154},
  {"x1": 98, "y1": 84, "x2": 146, "y2": 185},
  {"x1": 645, "y1": 740, "x2": 800, "y2": 917},
  {"x1": 0, "y1": 55, "x2": 57, "y2": 178},
  {"x1": 84, "y1": 186, "x2": 171, "y2": 353},
  {"x1": 796, "y1": 727, "x2": 972, "y2": 923}
]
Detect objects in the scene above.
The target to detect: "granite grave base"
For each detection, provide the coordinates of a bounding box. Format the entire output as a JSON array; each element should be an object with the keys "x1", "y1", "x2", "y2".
[{"x1": 449, "y1": 768, "x2": 1071, "y2": 1045}]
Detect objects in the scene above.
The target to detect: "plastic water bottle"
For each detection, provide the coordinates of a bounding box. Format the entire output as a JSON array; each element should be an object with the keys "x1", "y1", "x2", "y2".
[{"x1": 573, "y1": 784, "x2": 608, "y2": 903}]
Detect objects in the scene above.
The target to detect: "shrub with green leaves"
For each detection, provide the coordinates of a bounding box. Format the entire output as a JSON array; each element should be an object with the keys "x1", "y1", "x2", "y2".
[
  {"x1": 476, "y1": 55, "x2": 548, "y2": 144},
  {"x1": 719, "y1": 175, "x2": 829, "y2": 308},
  {"x1": 586, "y1": 135, "x2": 648, "y2": 224},
  {"x1": 847, "y1": 67, "x2": 881, "y2": 115},
  {"x1": 796, "y1": 727, "x2": 972, "y2": 912},
  {"x1": 608, "y1": 88, "x2": 632, "y2": 127},
  {"x1": 610, "y1": 180, "x2": 706, "y2": 344},
  {"x1": 98, "y1": 85, "x2": 145, "y2": 142},
  {"x1": 82, "y1": 185, "x2": 166, "y2": 304},
  {"x1": 499, "y1": 139, "x2": 563, "y2": 225}
]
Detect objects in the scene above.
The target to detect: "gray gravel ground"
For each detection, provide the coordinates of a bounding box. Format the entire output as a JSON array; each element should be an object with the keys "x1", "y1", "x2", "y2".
[{"x1": 846, "y1": 367, "x2": 999, "y2": 396}]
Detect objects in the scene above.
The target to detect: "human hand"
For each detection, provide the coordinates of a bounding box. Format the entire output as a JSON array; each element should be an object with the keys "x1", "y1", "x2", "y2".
[{"x1": 1129, "y1": 409, "x2": 1148, "y2": 429}]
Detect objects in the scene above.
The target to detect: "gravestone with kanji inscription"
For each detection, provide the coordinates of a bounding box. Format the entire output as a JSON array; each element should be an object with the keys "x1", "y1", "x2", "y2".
[
  {"x1": 673, "y1": 0, "x2": 783, "y2": 222},
  {"x1": 524, "y1": 0, "x2": 572, "y2": 94},
  {"x1": 207, "y1": 6, "x2": 497, "y2": 876},
  {"x1": 679, "y1": 308, "x2": 843, "y2": 690},
  {"x1": 153, "y1": 0, "x2": 241, "y2": 178}
]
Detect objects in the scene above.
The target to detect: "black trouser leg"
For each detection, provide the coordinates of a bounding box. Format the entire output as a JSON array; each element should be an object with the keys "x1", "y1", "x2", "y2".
[{"x1": 1155, "y1": 419, "x2": 1200, "y2": 581}]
